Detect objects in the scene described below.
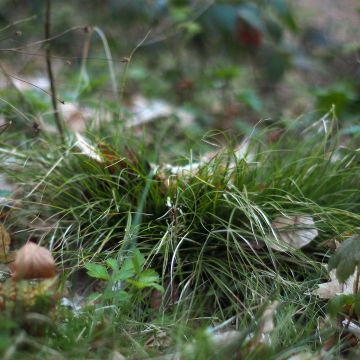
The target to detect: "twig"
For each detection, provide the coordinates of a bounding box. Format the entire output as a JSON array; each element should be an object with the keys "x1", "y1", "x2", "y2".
[
  {"x1": 0, "y1": 25, "x2": 84, "y2": 51},
  {"x1": 0, "y1": 49, "x2": 130, "y2": 63},
  {"x1": 44, "y1": 0, "x2": 65, "y2": 142},
  {"x1": 0, "y1": 62, "x2": 63, "y2": 104},
  {"x1": 0, "y1": 61, "x2": 31, "y2": 109},
  {"x1": 0, "y1": 14, "x2": 37, "y2": 33},
  {"x1": 119, "y1": 30, "x2": 151, "y2": 119}
]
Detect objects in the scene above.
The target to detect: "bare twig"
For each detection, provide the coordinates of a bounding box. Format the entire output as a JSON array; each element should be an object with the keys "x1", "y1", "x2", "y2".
[
  {"x1": 44, "y1": 0, "x2": 65, "y2": 142},
  {"x1": 0, "y1": 25, "x2": 84, "y2": 51},
  {"x1": 119, "y1": 30, "x2": 151, "y2": 119},
  {"x1": 0, "y1": 14, "x2": 37, "y2": 33},
  {"x1": 0, "y1": 61, "x2": 31, "y2": 109}
]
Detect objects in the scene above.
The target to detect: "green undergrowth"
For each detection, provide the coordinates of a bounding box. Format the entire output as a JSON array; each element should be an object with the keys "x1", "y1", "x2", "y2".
[{"x1": 1, "y1": 116, "x2": 360, "y2": 358}]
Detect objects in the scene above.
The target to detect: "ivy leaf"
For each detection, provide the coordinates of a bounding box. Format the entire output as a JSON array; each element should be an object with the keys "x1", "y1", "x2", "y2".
[
  {"x1": 84, "y1": 263, "x2": 110, "y2": 281},
  {"x1": 328, "y1": 235, "x2": 360, "y2": 283}
]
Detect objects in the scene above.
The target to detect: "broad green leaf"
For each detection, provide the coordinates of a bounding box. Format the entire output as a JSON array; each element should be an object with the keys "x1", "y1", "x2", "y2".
[
  {"x1": 127, "y1": 279, "x2": 164, "y2": 292},
  {"x1": 131, "y1": 248, "x2": 145, "y2": 273},
  {"x1": 127, "y1": 269, "x2": 164, "y2": 292},
  {"x1": 103, "y1": 290, "x2": 131, "y2": 303},
  {"x1": 137, "y1": 269, "x2": 160, "y2": 285},
  {"x1": 328, "y1": 294, "x2": 354, "y2": 318},
  {"x1": 238, "y1": 3, "x2": 265, "y2": 32},
  {"x1": 328, "y1": 235, "x2": 360, "y2": 283},
  {"x1": 114, "y1": 249, "x2": 145, "y2": 281},
  {"x1": 113, "y1": 269, "x2": 133, "y2": 281},
  {"x1": 106, "y1": 258, "x2": 118, "y2": 271},
  {"x1": 84, "y1": 263, "x2": 110, "y2": 281}
]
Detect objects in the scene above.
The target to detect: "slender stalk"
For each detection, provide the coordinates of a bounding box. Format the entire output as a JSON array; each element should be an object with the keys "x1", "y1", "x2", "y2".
[
  {"x1": 44, "y1": 0, "x2": 65, "y2": 142},
  {"x1": 119, "y1": 30, "x2": 151, "y2": 120}
]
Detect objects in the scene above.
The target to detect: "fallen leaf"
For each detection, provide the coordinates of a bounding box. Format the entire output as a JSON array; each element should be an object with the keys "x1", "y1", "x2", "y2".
[
  {"x1": 110, "y1": 350, "x2": 126, "y2": 360},
  {"x1": 145, "y1": 330, "x2": 171, "y2": 350},
  {"x1": 314, "y1": 269, "x2": 355, "y2": 299},
  {"x1": 247, "y1": 301, "x2": 279, "y2": 349},
  {"x1": 127, "y1": 95, "x2": 194, "y2": 128},
  {"x1": 342, "y1": 320, "x2": 360, "y2": 339},
  {"x1": 75, "y1": 133, "x2": 102, "y2": 162},
  {"x1": 269, "y1": 215, "x2": 318, "y2": 252},
  {"x1": 11, "y1": 242, "x2": 56, "y2": 280},
  {"x1": 0, "y1": 224, "x2": 11, "y2": 262},
  {"x1": 259, "y1": 301, "x2": 279, "y2": 335},
  {"x1": 328, "y1": 235, "x2": 360, "y2": 283},
  {"x1": 287, "y1": 352, "x2": 320, "y2": 360}
]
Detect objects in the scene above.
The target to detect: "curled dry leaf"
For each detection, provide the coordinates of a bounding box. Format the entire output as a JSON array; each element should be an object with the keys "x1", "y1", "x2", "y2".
[
  {"x1": 11, "y1": 242, "x2": 56, "y2": 280},
  {"x1": 269, "y1": 215, "x2": 318, "y2": 252}
]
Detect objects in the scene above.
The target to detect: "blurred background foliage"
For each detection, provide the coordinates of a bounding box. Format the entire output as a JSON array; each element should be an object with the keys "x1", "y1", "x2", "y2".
[{"x1": 0, "y1": 0, "x2": 359, "y2": 138}]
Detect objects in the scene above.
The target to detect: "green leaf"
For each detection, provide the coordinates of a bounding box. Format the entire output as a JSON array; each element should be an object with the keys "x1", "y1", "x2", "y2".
[
  {"x1": 214, "y1": 66, "x2": 240, "y2": 81},
  {"x1": 114, "y1": 261, "x2": 134, "y2": 281},
  {"x1": 269, "y1": 0, "x2": 297, "y2": 32},
  {"x1": 84, "y1": 262, "x2": 110, "y2": 281},
  {"x1": 237, "y1": 3, "x2": 265, "y2": 32},
  {"x1": 137, "y1": 269, "x2": 160, "y2": 284},
  {"x1": 131, "y1": 248, "x2": 145, "y2": 274},
  {"x1": 354, "y1": 295, "x2": 360, "y2": 317},
  {"x1": 328, "y1": 294, "x2": 354, "y2": 318},
  {"x1": 128, "y1": 269, "x2": 164, "y2": 292},
  {"x1": 103, "y1": 290, "x2": 131, "y2": 303},
  {"x1": 328, "y1": 235, "x2": 360, "y2": 283},
  {"x1": 106, "y1": 258, "x2": 118, "y2": 271},
  {"x1": 113, "y1": 249, "x2": 145, "y2": 281},
  {"x1": 236, "y1": 89, "x2": 263, "y2": 112}
]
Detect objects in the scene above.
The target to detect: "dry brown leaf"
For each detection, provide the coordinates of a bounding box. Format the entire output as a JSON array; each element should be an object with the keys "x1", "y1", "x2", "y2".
[
  {"x1": 269, "y1": 215, "x2": 318, "y2": 252},
  {"x1": 0, "y1": 224, "x2": 11, "y2": 262},
  {"x1": 145, "y1": 330, "x2": 171, "y2": 350},
  {"x1": 11, "y1": 242, "x2": 56, "y2": 280}
]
